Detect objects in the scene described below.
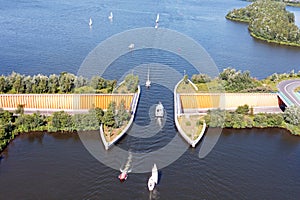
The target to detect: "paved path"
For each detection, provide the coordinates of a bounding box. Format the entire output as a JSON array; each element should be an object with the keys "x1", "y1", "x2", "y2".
[{"x1": 277, "y1": 79, "x2": 300, "y2": 107}]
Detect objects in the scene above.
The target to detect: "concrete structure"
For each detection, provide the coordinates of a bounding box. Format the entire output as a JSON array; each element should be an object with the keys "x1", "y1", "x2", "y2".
[
  {"x1": 0, "y1": 93, "x2": 134, "y2": 114},
  {"x1": 99, "y1": 86, "x2": 140, "y2": 150},
  {"x1": 174, "y1": 79, "x2": 207, "y2": 148},
  {"x1": 179, "y1": 93, "x2": 280, "y2": 113}
]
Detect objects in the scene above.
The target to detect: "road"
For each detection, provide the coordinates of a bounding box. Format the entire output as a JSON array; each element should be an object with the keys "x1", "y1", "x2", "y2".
[{"x1": 277, "y1": 79, "x2": 300, "y2": 107}]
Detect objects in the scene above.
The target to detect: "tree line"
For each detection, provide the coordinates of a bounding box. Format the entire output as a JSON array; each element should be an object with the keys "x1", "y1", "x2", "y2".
[
  {"x1": 226, "y1": 0, "x2": 300, "y2": 47},
  {"x1": 191, "y1": 67, "x2": 275, "y2": 92},
  {"x1": 0, "y1": 72, "x2": 117, "y2": 94},
  {"x1": 205, "y1": 104, "x2": 300, "y2": 135},
  {"x1": 191, "y1": 68, "x2": 300, "y2": 92}
]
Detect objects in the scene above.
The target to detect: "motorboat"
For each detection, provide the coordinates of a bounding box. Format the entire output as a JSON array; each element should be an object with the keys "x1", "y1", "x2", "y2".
[
  {"x1": 148, "y1": 164, "x2": 158, "y2": 191},
  {"x1": 155, "y1": 102, "x2": 164, "y2": 117},
  {"x1": 145, "y1": 68, "x2": 151, "y2": 88},
  {"x1": 118, "y1": 152, "x2": 132, "y2": 181},
  {"x1": 118, "y1": 171, "x2": 128, "y2": 181}
]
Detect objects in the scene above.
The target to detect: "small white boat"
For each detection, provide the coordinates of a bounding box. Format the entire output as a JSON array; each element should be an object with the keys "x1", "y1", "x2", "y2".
[
  {"x1": 152, "y1": 164, "x2": 158, "y2": 184},
  {"x1": 148, "y1": 164, "x2": 158, "y2": 191},
  {"x1": 155, "y1": 102, "x2": 164, "y2": 117},
  {"x1": 155, "y1": 22, "x2": 158, "y2": 29},
  {"x1": 128, "y1": 43, "x2": 135, "y2": 50},
  {"x1": 145, "y1": 68, "x2": 151, "y2": 88},
  {"x1": 89, "y1": 17, "x2": 93, "y2": 26},
  {"x1": 108, "y1": 12, "x2": 113, "y2": 20}
]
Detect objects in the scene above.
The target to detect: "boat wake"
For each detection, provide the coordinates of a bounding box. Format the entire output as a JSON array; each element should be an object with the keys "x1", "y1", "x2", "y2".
[{"x1": 118, "y1": 152, "x2": 132, "y2": 181}]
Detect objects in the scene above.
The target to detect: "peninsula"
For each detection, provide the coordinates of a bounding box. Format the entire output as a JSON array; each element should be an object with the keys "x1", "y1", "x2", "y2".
[{"x1": 226, "y1": 0, "x2": 300, "y2": 47}]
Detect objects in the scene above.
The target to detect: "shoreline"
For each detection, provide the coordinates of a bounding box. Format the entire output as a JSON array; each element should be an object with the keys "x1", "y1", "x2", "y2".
[
  {"x1": 226, "y1": 15, "x2": 300, "y2": 47},
  {"x1": 0, "y1": 126, "x2": 296, "y2": 156}
]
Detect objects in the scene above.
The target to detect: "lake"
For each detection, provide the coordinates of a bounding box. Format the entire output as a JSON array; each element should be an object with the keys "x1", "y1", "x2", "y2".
[{"x1": 1, "y1": 0, "x2": 300, "y2": 199}]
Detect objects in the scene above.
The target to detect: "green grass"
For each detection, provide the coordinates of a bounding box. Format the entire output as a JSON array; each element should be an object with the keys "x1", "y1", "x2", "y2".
[
  {"x1": 176, "y1": 80, "x2": 197, "y2": 93},
  {"x1": 178, "y1": 115, "x2": 205, "y2": 140}
]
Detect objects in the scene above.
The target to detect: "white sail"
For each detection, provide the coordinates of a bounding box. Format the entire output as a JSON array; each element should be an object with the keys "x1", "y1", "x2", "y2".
[
  {"x1": 108, "y1": 12, "x2": 113, "y2": 20},
  {"x1": 156, "y1": 13, "x2": 160, "y2": 23},
  {"x1": 145, "y1": 67, "x2": 151, "y2": 87},
  {"x1": 89, "y1": 17, "x2": 93, "y2": 26}
]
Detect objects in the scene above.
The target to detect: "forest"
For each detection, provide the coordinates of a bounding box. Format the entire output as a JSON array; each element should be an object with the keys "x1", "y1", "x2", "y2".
[{"x1": 226, "y1": 0, "x2": 300, "y2": 46}]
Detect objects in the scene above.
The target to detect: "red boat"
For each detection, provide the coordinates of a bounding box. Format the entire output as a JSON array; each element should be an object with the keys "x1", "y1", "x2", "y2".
[{"x1": 118, "y1": 171, "x2": 128, "y2": 181}]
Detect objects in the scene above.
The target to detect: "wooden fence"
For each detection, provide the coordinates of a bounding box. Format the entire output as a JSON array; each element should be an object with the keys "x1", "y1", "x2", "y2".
[{"x1": 0, "y1": 94, "x2": 134, "y2": 111}]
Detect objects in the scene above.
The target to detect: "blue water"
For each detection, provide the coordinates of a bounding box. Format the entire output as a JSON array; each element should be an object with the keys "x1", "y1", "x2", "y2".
[{"x1": 1, "y1": 0, "x2": 300, "y2": 78}]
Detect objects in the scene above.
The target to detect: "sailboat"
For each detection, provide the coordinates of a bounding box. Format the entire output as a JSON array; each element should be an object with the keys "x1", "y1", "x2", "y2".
[
  {"x1": 145, "y1": 68, "x2": 151, "y2": 88},
  {"x1": 148, "y1": 164, "x2": 158, "y2": 191},
  {"x1": 89, "y1": 17, "x2": 93, "y2": 26},
  {"x1": 108, "y1": 12, "x2": 113, "y2": 21},
  {"x1": 155, "y1": 13, "x2": 159, "y2": 29},
  {"x1": 155, "y1": 13, "x2": 160, "y2": 23}
]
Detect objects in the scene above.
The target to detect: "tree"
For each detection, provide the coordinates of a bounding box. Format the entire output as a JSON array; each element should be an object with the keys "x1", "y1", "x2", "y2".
[
  {"x1": 12, "y1": 73, "x2": 24, "y2": 93},
  {"x1": 205, "y1": 109, "x2": 226, "y2": 128},
  {"x1": 59, "y1": 72, "x2": 75, "y2": 93},
  {"x1": 183, "y1": 74, "x2": 189, "y2": 84},
  {"x1": 283, "y1": 106, "x2": 300, "y2": 126},
  {"x1": 48, "y1": 74, "x2": 59, "y2": 93},
  {"x1": 94, "y1": 107, "x2": 104, "y2": 124},
  {"x1": 103, "y1": 102, "x2": 116, "y2": 128},
  {"x1": 49, "y1": 111, "x2": 73, "y2": 132},
  {"x1": 191, "y1": 74, "x2": 211, "y2": 84},
  {"x1": 15, "y1": 104, "x2": 25, "y2": 115},
  {"x1": 0, "y1": 76, "x2": 8, "y2": 93},
  {"x1": 35, "y1": 75, "x2": 48, "y2": 93},
  {"x1": 115, "y1": 99, "x2": 130, "y2": 128},
  {"x1": 235, "y1": 104, "x2": 249, "y2": 115},
  {"x1": 88, "y1": 107, "x2": 104, "y2": 124},
  {"x1": 124, "y1": 74, "x2": 139, "y2": 93}
]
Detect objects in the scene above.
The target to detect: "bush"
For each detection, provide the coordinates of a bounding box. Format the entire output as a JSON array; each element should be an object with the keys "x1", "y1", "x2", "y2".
[
  {"x1": 196, "y1": 120, "x2": 203, "y2": 126},
  {"x1": 235, "y1": 104, "x2": 250, "y2": 115},
  {"x1": 283, "y1": 106, "x2": 300, "y2": 126}
]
